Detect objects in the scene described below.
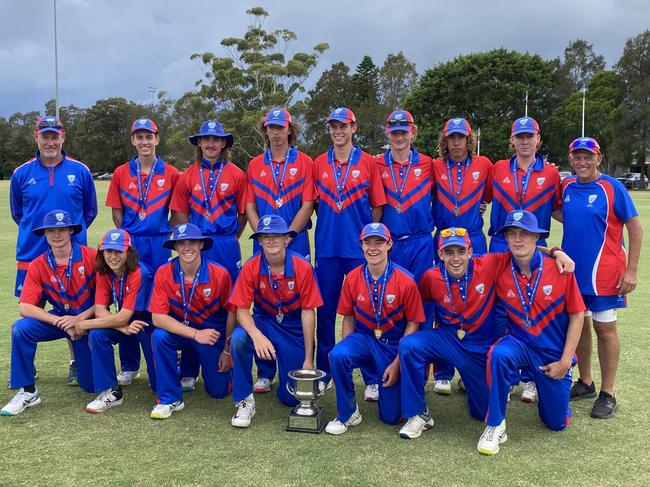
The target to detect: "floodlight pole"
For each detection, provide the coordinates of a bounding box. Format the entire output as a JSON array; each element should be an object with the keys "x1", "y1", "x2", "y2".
[
  {"x1": 581, "y1": 87, "x2": 586, "y2": 137},
  {"x1": 477, "y1": 127, "x2": 481, "y2": 156},
  {"x1": 524, "y1": 90, "x2": 528, "y2": 117},
  {"x1": 53, "y1": 0, "x2": 60, "y2": 118}
]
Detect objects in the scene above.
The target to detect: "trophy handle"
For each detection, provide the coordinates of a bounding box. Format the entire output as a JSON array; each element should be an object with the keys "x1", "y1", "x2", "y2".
[{"x1": 286, "y1": 382, "x2": 296, "y2": 395}]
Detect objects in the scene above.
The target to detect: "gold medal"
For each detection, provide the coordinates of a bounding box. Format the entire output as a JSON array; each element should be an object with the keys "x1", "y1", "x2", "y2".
[
  {"x1": 396, "y1": 204, "x2": 402, "y2": 214},
  {"x1": 454, "y1": 206, "x2": 459, "y2": 216},
  {"x1": 64, "y1": 303, "x2": 70, "y2": 311},
  {"x1": 457, "y1": 328, "x2": 465, "y2": 340},
  {"x1": 139, "y1": 211, "x2": 146, "y2": 221},
  {"x1": 336, "y1": 201, "x2": 344, "y2": 211},
  {"x1": 374, "y1": 328, "x2": 383, "y2": 339}
]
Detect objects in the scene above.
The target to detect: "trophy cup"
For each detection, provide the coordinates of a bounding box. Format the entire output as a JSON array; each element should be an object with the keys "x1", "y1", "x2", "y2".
[{"x1": 285, "y1": 369, "x2": 328, "y2": 433}]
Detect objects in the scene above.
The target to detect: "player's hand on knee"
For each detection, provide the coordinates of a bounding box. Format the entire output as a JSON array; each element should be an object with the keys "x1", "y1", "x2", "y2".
[
  {"x1": 253, "y1": 333, "x2": 276, "y2": 361},
  {"x1": 125, "y1": 320, "x2": 148, "y2": 335},
  {"x1": 382, "y1": 361, "x2": 400, "y2": 387},
  {"x1": 539, "y1": 360, "x2": 570, "y2": 380},
  {"x1": 195, "y1": 328, "x2": 220, "y2": 345},
  {"x1": 218, "y1": 351, "x2": 232, "y2": 372}
]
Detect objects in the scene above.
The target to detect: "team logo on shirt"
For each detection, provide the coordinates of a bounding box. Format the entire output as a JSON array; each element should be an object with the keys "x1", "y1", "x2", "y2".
[
  {"x1": 260, "y1": 170, "x2": 267, "y2": 177},
  {"x1": 78, "y1": 266, "x2": 85, "y2": 275},
  {"x1": 157, "y1": 179, "x2": 165, "y2": 187},
  {"x1": 357, "y1": 293, "x2": 365, "y2": 302},
  {"x1": 126, "y1": 286, "x2": 130, "y2": 293},
  {"x1": 194, "y1": 184, "x2": 201, "y2": 191},
  {"x1": 507, "y1": 289, "x2": 516, "y2": 298},
  {"x1": 260, "y1": 281, "x2": 266, "y2": 290},
  {"x1": 322, "y1": 171, "x2": 328, "y2": 179},
  {"x1": 472, "y1": 171, "x2": 479, "y2": 181},
  {"x1": 129, "y1": 182, "x2": 136, "y2": 189},
  {"x1": 543, "y1": 285, "x2": 553, "y2": 296},
  {"x1": 382, "y1": 171, "x2": 389, "y2": 179},
  {"x1": 537, "y1": 177, "x2": 545, "y2": 186},
  {"x1": 237, "y1": 260, "x2": 242, "y2": 269},
  {"x1": 587, "y1": 194, "x2": 597, "y2": 207},
  {"x1": 203, "y1": 288, "x2": 211, "y2": 297},
  {"x1": 288, "y1": 281, "x2": 295, "y2": 290},
  {"x1": 414, "y1": 168, "x2": 422, "y2": 177},
  {"x1": 67, "y1": 175, "x2": 75, "y2": 183},
  {"x1": 475, "y1": 283, "x2": 485, "y2": 294},
  {"x1": 443, "y1": 295, "x2": 450, "y2": 303},
  {"x1": 386, "y1": 294, "x2": 395, "y2": 304},
  {"x1": 352, "y1": 170, "x2": 360, "y2": 179},
  {"x1": 290, "y1": 168, "x2": 298, "y2": 176},
  {"x1": 564, "y1": 194, "x2": 570, "y2": 203},
  {"x1": 110, "y1": 232, "x2": 120, "y2": 241},
  {"x1": 175, "y1": 290, "x2": 181, "y2": 297},
  {"x1": 27, "y1": 177, "x2": 36, "y2": 185},
  {"x1": 50, "y1": 276, "x2": 57, "y2": 283},
  {"x1": 503, "y1": 177, "x2": 510, "y2": 184},
  {"x1": 220, "y1": 183, "x2": 229, "y2": 192}
]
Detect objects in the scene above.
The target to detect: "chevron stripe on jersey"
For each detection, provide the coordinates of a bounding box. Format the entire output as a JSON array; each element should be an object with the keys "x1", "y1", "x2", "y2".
[
  {"x1": 95, "y1": 264, "x2": 153, "y2": 312},
  {"x1": 486, "y1": 156, "x2": 561, "y2": 237},
  {"x1": 432, "y1": 156, "x2": 492, "y2": 233},
  {"x1": 376, "y1": 149, "x2": 434, "y2": 238},
  {"x1": 170, "y1": 161, "x2": 246, "y2": 237},
  {"x1": 561, "y1": 174, "x2": 638, "y2": 296},
  {"x1": 106, "y1": 157, "x2": 179, "y2": 236},
  {"x1": 313, "y1": 147, "x2": 387, "y2": 258}
]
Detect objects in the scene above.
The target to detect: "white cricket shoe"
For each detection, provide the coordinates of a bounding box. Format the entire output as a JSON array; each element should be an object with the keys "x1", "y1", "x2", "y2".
[
  {"x1": 1, "y1": 388, "x2": 41, "y2": 416},
  {"x1": 399, "y1": 411, "x2": 434, "y2": 439},
  {"x1": 364, "y1": 384, "x2": 379, "y2": 401},
  {"x1": 117, "y1": 370, "x2": 140, "y2": 386},
  {"x1": 433, "y1": 379, "x2": 452, "y2": 395},
  {"x1": 521, "y1": 381, "x2": 538, "y2": 403},
  {"x1": 231, "y1": 395, "x2": 256, "y2": 428},
  {"x1": 325, "y1": 405, "x2": 362, "y2": 435},
  {"x1": 150, "y1": 400, "x2": 185, "y2": 419},
  {"x1": 457, "y1": 378, "x2": 466, "y2": 392},
  {"x1": 180, "y1": 377, "x2": 197, "y2": 392},
  {"x1": 86, "y1": 388, "x2": 123, "y2": 413},
  {"x1": 477, "y1": 420, "x2": 508, "y2": 455},
  {"x1": 253, "y1": 378, "x2": 273, "y2": 394}
]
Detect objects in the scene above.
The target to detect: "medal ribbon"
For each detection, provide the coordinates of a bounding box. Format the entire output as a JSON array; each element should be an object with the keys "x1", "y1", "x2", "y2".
[
  {"x1": 385, "y1": 149, "x2": 414, "y2": 205},
  {"x1": 199, "y1": 159, "x2": 225, "y2": 216},
  {"x1": 511, "y1": 157, "x2": 536, "y2": 208},
  {"x1": 510, "y1": 252, "x2": 544, "y2": 328},
  {"x1": 176, "y1": 259, "x2": 203, "y2": 325},
  {"x1": 264, "y1": 146, "x2": 295, "y2": 200},
  {"x1": 46, "y1": 243, "x2": 75, "y2": 310},
  {"x1": 135, "y1": 157, "x2": 158, "y2": 212},
  {"x1": 111, "y1": 272, "x2": 127, "y2": 312},
  {"x1": 363, "y1": 261, "x2": 390, "y2": 329},
  {"x1": 446, "y1": 156, "x2": 471, "y2": 213},
  {"x1": 442, "y1": 260, "x2": 473, "y2": 328},
  {"x1": 262, "y1": 255, "x2": 284, "y2": 317},
  {"x1": 327, "y1": 146, "x2": 360, "y2": 206}
]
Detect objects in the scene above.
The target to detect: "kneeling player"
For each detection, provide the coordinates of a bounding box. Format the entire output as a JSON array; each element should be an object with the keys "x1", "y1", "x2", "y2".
[
  {"x1": 228, "y1": 215, "x2": 322, "y2": 427},
  {"x1": 326, "y1": 223, "x2": 424, "y2": 435}
]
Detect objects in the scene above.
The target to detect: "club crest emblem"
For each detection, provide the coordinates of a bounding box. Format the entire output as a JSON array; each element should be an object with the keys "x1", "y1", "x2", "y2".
[
  {"x1": 110, "y1": 232, "x2": 120, "y2": 241},
  {"x1": 194, "y1": 184, "x2": 201, "y2": 191},
  {"x1": 50, "y1": 276, "x2": 57, "y2": 283},
  {"x1": 203, "y1": 288, "x2": 211, "y2": 297},
  {"x1": 414, "y1": 168, "x2": 422, "y2": 177},
  {"x1": 263, "y1": 217, "x2": 272, "y2": 227},
  {"x1": 290, "y1": 168, "x2": 298, "y2": 176},
  {"x1": 588, "y1": 194, "x2": 597, "y2": 204},
  {"x1": 475, "y1": 283, "x2": 485, "y2": 294},
  {"x1": 443, "y1": 295, "x2": 450, "y2": 303},
  {"x1": 67, "y1": 175, "x2": 75, "y2": 183},
  {"x1": 352, "y1": 170, "x2": 360, "y2": 178},
  {"x1": 288, "y1": 281, "x2": 295, "y2": 290},
  {"x1": 208, "y1": 122, "x2": 216, "y2": 129},
  {"x1": 322, "y1": 172, "x2": 328, "y2": 179},
  {"x1": 520, "y1": 118, "x2": 529, "y2": 126},
  {"x1": 220, "y1": 183, "x2": 229, "y2": 192},
  {"x1": 78, "y1": 266, "x2": 85, "y2": 275},
  {"x1": 178, "y1": 224, "x2": 187, "y2": 235},
  {"x1": 138, "y1": 119, "x2": 147, "y2": 125},
  {"x1": 335, "y1": 108, "x2": 343, "y2": 114},
  {"x1": 472, "y1": 171, "x2": 479, "y2": 180},
  {"x1": 157, "y1": 179, "x2": 165, "y2": 187},
  {"x1": 543, "y1": 285, "x2": 552, "y2": 296},
  {"x1": 394, "y1": 113, "x2": 404, "y2": 120},
  {"x1": 386, "y1": 294, "x2": 395, "y2": 304},
  {"x1": 55, "y1": 212, "x2": 64, "y2": 222},
  {"x1": 453, "y1": 118, "x2": 462, "y2": 126},
  {"x1": 272, "y1": 109, "x2": 281, "y2": 117},
  {"x1": 370, "y1": 223, "x2": 380, "y2": 230},
  {"x1": 513, "y1": 211, "x2": 524, "y2": 221},
  {"x1": 537, "y1": 177, "x2": 545, "y2": 186},
  {"x1": 260, "y1": 281, "x2": 266, "y2": 290}
]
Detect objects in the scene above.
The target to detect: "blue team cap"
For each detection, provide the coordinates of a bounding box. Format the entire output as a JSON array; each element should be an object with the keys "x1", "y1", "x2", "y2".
[
  {"x1": 99, "y1": 229, "x2": 132, "y2": 252},
  {"x1": 130, "y1": 118, "x2": 159, "y2": 134},
  {"x1": 496, "y1": 210, "x2": 548, "y2": 238},
  {"x1": 444, "y1": 118, "x2": 472, "y2": 137},
  {"x1": 511, "y1": 117, "x2": 540, "y2": 136},
  {"x1": 35, "y1": 115, "x2": 64, "y2": 134},
  {"x1": 327, "y1": 107, "x2": 356, "y2": 125},
  {"x1": 360, "y1": 222, "x2": 392, "y2": 242},
  {"x1": 33, "y1": 209, "x2": 82, "y2": 236},
  {"x1": 189, "y1": 120, "x2": 234, "y2": 147},
  {"x1": 439, "y1": 227, "x2": 471, "y2": 250},
  {"x1": 569, "y1": 137, "x2": 601, "y2": 155},
  {"x1": 264, "y1": 108, "x2": 292, "y2": 127},
  {"x1": 163, "y1": 223, "x2": 214, "y2": 250},
  {"x1": 385, "y1": 110, "x2": 414, "y2": 133},
  {"x1": 250, "y1": 215, "x2": 297, "y2": 240}
]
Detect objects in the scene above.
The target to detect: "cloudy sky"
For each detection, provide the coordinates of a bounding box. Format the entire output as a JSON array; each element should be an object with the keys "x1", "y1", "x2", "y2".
[{"x1": 1, "y1": 0, "x2": 648, "y2": 118}]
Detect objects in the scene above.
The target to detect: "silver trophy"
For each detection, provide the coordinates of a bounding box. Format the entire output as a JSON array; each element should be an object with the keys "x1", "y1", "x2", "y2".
[{"x1": 285, "y1": 369, "x2": 328, "y2": 433}]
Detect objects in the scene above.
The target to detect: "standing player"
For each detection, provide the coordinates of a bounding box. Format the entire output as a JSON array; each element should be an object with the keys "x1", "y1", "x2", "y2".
[
  {"x1": 325, "y1": 223, "x2": 424, "y2": 435},
  {"x1": 10, "y1": 115, "x2": 97, "y2": 385},
  {"x1": 77, "y1": 229, "x2": 155, "y2": 413},
  {"x1": 170, "y1": 120, "x2": 246, "y2": 390},
  {"x1": 105, "y1": 118, "x2": 180, "y2": 386},
  {"x1": 485, "y1": 116, "x2": 561, "y2": 402},
  {"x1": 229, "y1": 215, "x2": 323, "y2": 427},
  {"x1": 148, "y1": 224, "x2": 235, "y2": 419},
  {"x1": 1, "y1": 210, "x2": 96, "y2": 416},
  {"x1": 478, "y1": 210, "x2": 584, "y2": 455},
  {"x1": 313, "y1": 108, "x2": 387, "y2": 395},
  {"x1": 560, "y1": 137, "x2": 643, "y2": 418},
  {"x1": 430, "y1": 117, "x2": 493, "y2": 394},
  {"x1": 245, "y1": 108, "x2": 316, "y2": 393}
]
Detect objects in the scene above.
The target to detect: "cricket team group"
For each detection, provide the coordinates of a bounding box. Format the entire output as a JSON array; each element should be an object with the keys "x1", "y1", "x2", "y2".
[{"x1": 3, "y1": 106, "x2": 642, "y2": 455}]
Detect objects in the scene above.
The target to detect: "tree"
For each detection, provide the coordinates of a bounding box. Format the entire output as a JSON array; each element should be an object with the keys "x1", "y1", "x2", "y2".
[
  {"x1": 297, "y1": 61, "x2": 355, "y2": 156},
  {"x1": 405, "y1": 49, "x2": 557, "y2": 160},
  {"x1": 379, "y1": 52, "x2": 418, "y2": 111},
  {"x1": 613, "y1": 30, "x2": 650, "y2": 170},
  {"x1": 558, "y1": 39, "x2": 606, "y2": 92},
  {"x1": 1, "y1": 111, "x2": 40, "y2": 177},
  {"x1": 350, "y1": 56, "x2": 384, "y2": 152},
  {"x1": 191, "y1": 7, "x2": 328, "y2": 160}
]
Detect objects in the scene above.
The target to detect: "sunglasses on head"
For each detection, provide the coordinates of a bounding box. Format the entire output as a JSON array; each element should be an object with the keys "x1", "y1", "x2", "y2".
[
  {"x1": 440, "y1": 227, "x2": 468, "y2": 238},
  {"x1": 37, "y1": 118, "x2": 63, "y2": 130},
  {"x1": 388, "y1": 120, "x2": 412, "y2": 128}
]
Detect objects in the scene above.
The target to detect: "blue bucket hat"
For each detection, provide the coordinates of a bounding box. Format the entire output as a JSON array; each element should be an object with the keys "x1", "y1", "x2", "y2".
[
  {"x1": 189, "y1": 120, "x2": 234, "y2": 147},
  {"x1": 33, "y1": 210, "x2": 82, "y2": 236},
  {"x1": 163, "y1": 223, "x2": 214, "y2": 250},
  {"x1": 496, "y1": 210, "x2": 548, "y2": 239},
  {"x1": 250, "y1": 215, "x2": 297, "y2": 240}
]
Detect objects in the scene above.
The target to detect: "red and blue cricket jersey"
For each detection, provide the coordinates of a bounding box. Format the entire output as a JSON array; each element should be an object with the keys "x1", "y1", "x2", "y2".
[
  {"x1": 229, "y1": 249, "x2": 323, "y2": 331},
  {"x1": 496, "y1": 251, "x2": 585, "y2": 358},
  {"x1": 246, "y1": 147, "x2": 316, "y2": 224},
  {"x1": 20, "y1": 244, "x2": 97, "y2": 315},
  {"x1": 149, "y1": 257, "x2": 233, "y2": 333},
  {"x1": 432, "y1": 156, "x2": 492, "y2": 234},
  {"x1": 95, "y1": 264, "x2": 153, "y2": 314},
  {"x1": 486, "y1": 156, "x2": 561, "y2": 239},
  {"x1": 170, "y1": 160, "x2": 246, "y2": 237},
  {"x1": 10, "y1": 151, "x2": 98, "y2": 266},
  {"x1": 337, "y1": 261, "x2": 425, "y2": 344},
  {"x1": 105, "y1": 157, "x2": 180, "y2": 236},
  {"x1": 376, "y1": 149, "x2": 434, "y2": 238},
  {"x1": 313, "y1": 146, "x2": 387, "y2": 258},
  {"x1": 560, "y1": 174, "x2": 638, "y2": 296},
  {"x1": 419, "y1": 253, "x2": 509, "y2": 345}
]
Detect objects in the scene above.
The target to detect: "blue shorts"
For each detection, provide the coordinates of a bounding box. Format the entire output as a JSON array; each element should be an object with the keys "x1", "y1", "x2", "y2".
[{"x1": 582, "y1": 294, "x2": 626, "y2": 312}]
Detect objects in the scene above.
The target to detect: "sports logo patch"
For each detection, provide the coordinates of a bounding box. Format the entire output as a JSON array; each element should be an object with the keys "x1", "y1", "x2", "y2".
[
  {"x1": 322, "y1": 172, "x2": 328, "y2": 179},
  {"x1": 272, "y1": 109, "x2": 281, "y2": 117},
  {"x1": 67, "y1": 175, "x2": 75, "y2": 183},
  {"x1": 382, "y1": 171, "x2": 389, "y2": 178},
  {"x1": 290, "y1": 168, "x2": 298, "y2": 176},
  {"x1": 288, "y1": 281, "x2": 295, "y2": 290},
  {"x1": 138, "y1": 119, "x2": 147, "y2": 125},
  {"x1": 452, "y1": 118, "x2": 462, "y2": 126},
  {"x1": 543, "y1": 285, "x2": 552, "y2": 296},
  {"x1": 370, "y1": 223, "x2": 380, "y2": 230},
  {"x1": 537, "y1": 177, "x2": 545, "y2": 186},
  {"x1": 507, "y1": 290, "x2": 516, "y2": 298},
  {"x1": 260, "y1": 170, "x2": 267, "y2": 177},
  {"x1": 564, "y1": 194, "x2": 570, "y2": 202},
  {"x1": 50, "y1": 276, "x2": 57, "y2": 283},
  {"x1": 394, "y1": 113, "x2": 404, "y2": 120},
  {"x1": 472, "y1": 171, "x2": 479, "y2": 180},
  {"x1": 78, "y1": 266, "x2": 85, "y2": 275},
  {"x1": 503, "y1": 177, "x2": 511, "y2": 184},
  {"x1": 129, "y1": 182, "x2": 136, "y2": 189},
  {"x1": 28, "y1": 178, "x2": 36, "y2": 185},
  {"x1": 220, "y1": 183, "x2": 229, "y2": 192},
  {"x1": 588, "y1": 194, "x2": 597, "y2": 204},
  {"x1": 260, "y1": 281, "x2": 266, "y2": 290},
  {"x1": 352, "y1": 170, "x2": 360, "y2": 178},
  {"x1": 443, "y1": 295, "x2": 450, "y2": 303},
  {"x1": 194, "y1": 184, "x2": 201, "y2": 191},
  {"x1": 475, "y1": 283, "x2": 485, "y2": 294},
  {"x1": 513, "y1": 211, "x2": 523, "y2": 221},
  {"x1": 386, "y1": 294, "x2": 395, "y2": 304},
  {"x1": 208, "y1": 122, "x2": 216, "y2": 129},
  {"x1": 55, "y1": 212, "x2": 64, "y2": 222},
  {"x1": 203, "y1": 288, "x2": 211, "y2": 297},
  {"x1": 519, "y1": 118, "x2": 529, "y2": 126},
  {"x1": 335, "y1": 108, "x2": 343, "y2": 114},
  {"x1": 110, "y1": 232, "x2": 120, "y2": 241},
  {"x1": 414, "y1": 168, "x2": 422, "y2": 177},
  {"x1": 157, "y1": 179, "x2": 165, "y2": 187},
  {"x1": 178, "y1": 224, "x2": 187, "y2": 235},
  {"x1": 357, "y1": 293, "x2": 365, "y2": 302},
  {"x1": 263, "y1": 217, "x2": 272, "y2": 227}
]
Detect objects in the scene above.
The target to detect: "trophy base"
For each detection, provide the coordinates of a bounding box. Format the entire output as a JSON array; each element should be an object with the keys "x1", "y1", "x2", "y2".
[{"x1": 286, "y1": 406, "x2": 326, "y2": 434}]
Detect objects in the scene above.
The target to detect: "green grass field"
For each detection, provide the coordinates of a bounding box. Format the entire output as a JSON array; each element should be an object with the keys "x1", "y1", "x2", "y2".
[{"x1": 0, "y1": 181, "x2": 648, "y2": 486}]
